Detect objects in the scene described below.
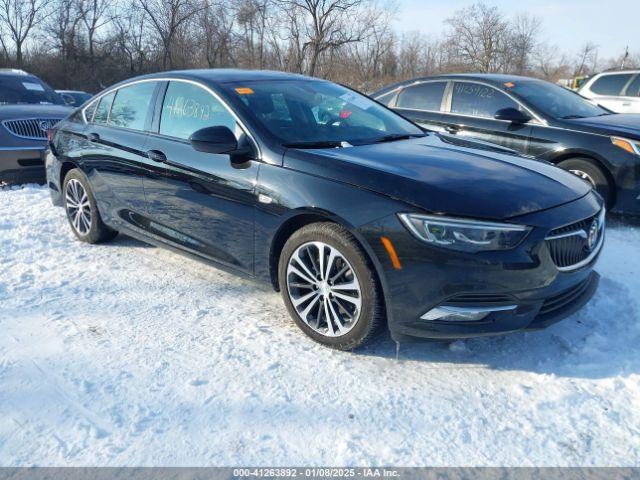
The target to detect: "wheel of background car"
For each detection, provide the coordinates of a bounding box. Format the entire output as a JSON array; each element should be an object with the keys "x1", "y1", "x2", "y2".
[
  {"x1": 63, "y1": 169, "x2": 118, "y2": 244},
  {"x1": 557, "y1": 158, "x2": 613, "y2": 208},
  {"x1": 278, "y1": 222, "x2": 383, "y2": 350}
]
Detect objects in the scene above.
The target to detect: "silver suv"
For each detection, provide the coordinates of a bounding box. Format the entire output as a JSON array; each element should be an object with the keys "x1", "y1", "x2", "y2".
[
  {"x1": 579, "y1": 70, "x2": 640, "y2": 114},
  {"x1": 0, "y1": 69, "x2": 72, "y2": 185}
]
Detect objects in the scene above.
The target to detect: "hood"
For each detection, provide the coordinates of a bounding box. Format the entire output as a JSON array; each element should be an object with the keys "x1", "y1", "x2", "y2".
[
  {"x1": 561, "y1": 114, "x2": 640, "y2": 140},
  {"x1": 284, "y1": 134, "x2": 591, "y2": 220},
  {"x1": 0, "y1": 104, "x2": 73, "y2": 121}
]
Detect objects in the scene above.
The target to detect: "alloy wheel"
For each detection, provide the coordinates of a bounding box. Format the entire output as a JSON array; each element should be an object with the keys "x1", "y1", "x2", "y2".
[
  {"x1": 65, "y1": 178, "x2": 92, "y2": 236},
  {"x1": 286, "y1": 241, "x2": 362, "y2": 337}
]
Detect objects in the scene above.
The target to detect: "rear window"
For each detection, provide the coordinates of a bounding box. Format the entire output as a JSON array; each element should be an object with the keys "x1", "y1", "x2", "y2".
[
  {"x1": 109, "y1": 82, "x2": 156, "y2": 131},
  {"x1": 396, "y1": 82, "x2": 447, "y2": 111},
  {"x1": 624, "y1": 75, "x2": 640, "y2": 97},
  {"x1": 590, "y1": 74, "x2": 633, "y2": 96}
]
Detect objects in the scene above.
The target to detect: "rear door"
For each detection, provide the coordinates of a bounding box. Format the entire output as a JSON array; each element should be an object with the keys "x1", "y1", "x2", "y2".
[
  {"x1": 391, "y1": 81, "x2": 452, "y2": 132},
  {"x1": 80, "y1": 81, "x2": 158, "y2": 228},
  {"x1": 440, "y1": 81, "x2": 533, "y2": 154},
  {"x1": 142, "y1": 80, "x2": 259, "y2": 274}
]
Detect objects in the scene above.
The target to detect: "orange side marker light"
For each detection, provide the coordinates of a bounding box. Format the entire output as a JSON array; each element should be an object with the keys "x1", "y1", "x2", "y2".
[{"x1": 380, "y1": 236, "x2": 402, "y2": 270}]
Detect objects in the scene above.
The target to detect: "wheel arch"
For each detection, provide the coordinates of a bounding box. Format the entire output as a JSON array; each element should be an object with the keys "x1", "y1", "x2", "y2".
[
  {"x1": 59, "y1": 160, "x2": 79, "y2": 187},
  {"x1": 549, "y1": 150, "x2": 617, "y2": 204},
  {"x1": 268, "y1": 208, "x2": 392, "y2": 325}
]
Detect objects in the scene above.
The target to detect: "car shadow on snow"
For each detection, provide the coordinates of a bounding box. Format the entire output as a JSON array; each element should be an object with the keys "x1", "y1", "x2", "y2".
[{"x1": 356, "y1": 277, "x2": 639, "y2": 380}]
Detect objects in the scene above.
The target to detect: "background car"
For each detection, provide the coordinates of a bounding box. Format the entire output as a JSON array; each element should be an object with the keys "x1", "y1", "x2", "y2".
[
  {"x1": 0, "y1": 69, "x2": 72, "y2": 184},
  {"x1": 579, "y1": 70, "x2": 640, "y2": 113},
  {"x1": 56, "y1": 89, "x2": 92, "y2": 107},
  {"x1": 373, "y1": 74, "x2": 640, "y2": 215},
  {"x1": 46, "y1": 70, "x2": 603, "y2": 350}
]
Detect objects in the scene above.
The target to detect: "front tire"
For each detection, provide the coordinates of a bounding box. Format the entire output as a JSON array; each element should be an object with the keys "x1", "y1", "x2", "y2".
[
  {"x1": 63, "y1": 169, "x2": 117, "y2": 244},
  {"x1": 278, "y1": 222, "x2": 383, "y2": 350},
  {"x1": 558, "y1": 158, "x2": 613, "y2": 208}
]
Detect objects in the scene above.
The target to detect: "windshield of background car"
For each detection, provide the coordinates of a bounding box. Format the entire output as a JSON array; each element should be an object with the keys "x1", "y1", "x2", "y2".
[
  {"x1": 225, "y1": 80, "x2": 424, "y2": 145},
  {"x1": 506, "y1": 80, "x2": 608, "y2": 119},
  {"x1": 0, "y1": 75, "x2": 64, "y2": 105}
]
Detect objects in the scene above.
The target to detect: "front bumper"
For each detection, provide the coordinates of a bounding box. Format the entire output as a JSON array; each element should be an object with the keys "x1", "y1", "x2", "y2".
[
  {"x1": 361, "y1": 192, "x2": 604, "y2": 340},
  {"x1": 0, "y1": 146, "x2": 46, "y2": 184}
]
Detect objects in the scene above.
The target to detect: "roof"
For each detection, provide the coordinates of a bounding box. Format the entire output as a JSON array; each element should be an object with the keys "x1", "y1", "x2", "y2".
[
  {"x1": 129, "y1": 68, "x2": 315, "y2": 85},
  {"x1": 373, "y1": 73, "x2": 545, "y2": 96}
]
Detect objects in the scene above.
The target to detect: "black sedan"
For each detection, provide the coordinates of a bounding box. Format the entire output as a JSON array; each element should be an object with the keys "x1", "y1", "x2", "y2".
[
  {"x1": 46, "y1": 70, "x2": 604, "y2": 349},
  {"x1": 373, "y1": 74, "x2": 640, "y2": 215}
]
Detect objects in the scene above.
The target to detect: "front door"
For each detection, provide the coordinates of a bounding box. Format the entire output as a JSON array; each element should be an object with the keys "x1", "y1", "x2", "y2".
[{"x1": 142, "y1": 80, "x2": 259, "y2": 274}]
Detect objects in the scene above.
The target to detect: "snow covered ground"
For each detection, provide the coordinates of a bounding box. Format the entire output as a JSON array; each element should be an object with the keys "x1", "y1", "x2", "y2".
[{"x1": 0, "y1": 184, "x2": 639, "y2": 467}]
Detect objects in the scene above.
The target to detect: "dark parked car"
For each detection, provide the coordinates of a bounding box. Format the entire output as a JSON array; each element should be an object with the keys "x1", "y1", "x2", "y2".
[
  {"x1": 0, "y1": 69, "x2": 72, "y2": 184},
  {"x1": 56, "y1": 90, "x2": 92, "y2": 107},
  {"x1": 373, "y1": 74, "x2": 640, "y2": 215},
  {"x1": 46, "y1": 70, "x2": 604, "y2": 349}
]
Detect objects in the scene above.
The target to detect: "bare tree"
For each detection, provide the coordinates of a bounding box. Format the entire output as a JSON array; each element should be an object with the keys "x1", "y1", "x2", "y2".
[
  {"x1": 445, "y1": 2, "x2": 510, "y2": 73},
  {"x1": 276, "y1": 0, "x2": 367, "y2": 76},
  {"x1": 113, "y1": 1, "x2": 149, "y2": 75},
  {"x1": 78, "y1": 0, "x2": 113, "y2": 69},
  {"x1": 574, "y1": 42, "x2": 598, "y2": 76},
  {"x1": 0, "y1": 0, "x2": 47, "y2": 66},
  {"x1": 509, "y1": 13, "x2": 541, "y2": 74},
  {"x1": 138, "y1": 0, "x2": 206, "y2": 68}
]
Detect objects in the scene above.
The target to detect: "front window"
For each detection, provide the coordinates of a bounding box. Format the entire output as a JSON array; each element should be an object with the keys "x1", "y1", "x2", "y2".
[
  {"x1": 160, "y1": 81, "x2": 237, "y2": 140},
  {"x1": 224, "y1": 80, "x2": 423, "y2": 146},
  {"x1": 506, "y1": 80, "x2": 609, "y2": 119},
  {"x1": 0, "y1": 74, "x2": 63, "y2": 105},
  {"x1": 451, "y1": 82, "x2": 519, "y2": 118}
]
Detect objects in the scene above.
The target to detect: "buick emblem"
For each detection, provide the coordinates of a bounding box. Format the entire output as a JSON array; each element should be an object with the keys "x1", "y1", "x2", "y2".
[
  {"x1": 586, "y1": 218, "x2": 599, "y2": 251},
  {"x1": 39, "y1": 120, "x2": 53, "y2": 132}
]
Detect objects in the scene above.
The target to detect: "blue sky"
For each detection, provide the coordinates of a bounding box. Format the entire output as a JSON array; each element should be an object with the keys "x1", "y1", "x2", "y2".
[{"x1": 394, "y1": 0, "x2": 638, "y2": 60}]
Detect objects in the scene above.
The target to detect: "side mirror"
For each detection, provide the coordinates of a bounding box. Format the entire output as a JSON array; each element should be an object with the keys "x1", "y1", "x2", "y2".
[
  {"x1": 189, "y1": 126, "x2": 239, "y2": 154},
  {"x1": 494, "y1": 107, "x2": 531, "y2": 124}
]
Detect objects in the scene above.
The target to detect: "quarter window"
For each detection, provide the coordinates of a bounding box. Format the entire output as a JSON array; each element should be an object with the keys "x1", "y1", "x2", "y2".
[
  {"x1": 451, "y1": 82, "x2": 519, "y2": 118},
  {"x1": 160, "y1": 81, "x2": 237, "y2": 140},
  {"x1": 92, "y1": 92, "x2": 115, "y2": 125},
  {"x1": 624, "y1": 75, "x2": 640, "y2": 97},
  {"x1": 108, "y1": 82, "x2": 156, "y2": 130},
  {"x1": 397, "y1": 82, "x2": 447, "y2": 111},
  {"x1": 590, "y1": 74, "x2": 633, "y2": 96}
]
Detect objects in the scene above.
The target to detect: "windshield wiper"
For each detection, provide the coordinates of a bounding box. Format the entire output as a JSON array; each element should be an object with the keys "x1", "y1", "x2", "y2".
[
  {"x1": 560, "y1": 114, "x2": 586, "y2": 119},
  {"x1": 372, "y1": 133, "x2": 426, "y2": 143},
  {"x1": 282, "y1": 140, "x2": 344, "y2": 149}
]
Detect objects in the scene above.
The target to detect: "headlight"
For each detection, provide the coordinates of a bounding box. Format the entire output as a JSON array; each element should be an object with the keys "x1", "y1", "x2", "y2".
[
  {"x1": 398, "y1": 213, "x2": 531, "y2": 252},
  {"x1": 611, "y1": 136, "x2": 640, "y2": 156}
]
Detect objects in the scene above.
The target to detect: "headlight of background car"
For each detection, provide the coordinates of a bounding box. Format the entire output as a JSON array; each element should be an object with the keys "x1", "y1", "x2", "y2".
[
  {"x1": 398, "y1": 214, "x2": 531, "y2": 253},
  {"x1": 611, "y1": 136, "x2": 640, "y2": 156}
]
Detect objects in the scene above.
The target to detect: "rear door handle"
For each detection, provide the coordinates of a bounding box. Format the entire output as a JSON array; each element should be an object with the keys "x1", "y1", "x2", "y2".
[
  {"x1": 147, "y1": 149, "x2": 167, "y2": 163},
  {"x1": 87, "y1": 132, "x2": 100, "y2": 142}
]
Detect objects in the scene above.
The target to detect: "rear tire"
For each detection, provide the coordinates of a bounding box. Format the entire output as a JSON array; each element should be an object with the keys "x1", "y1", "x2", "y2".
[
  {"x1": 558, "y1": 158, "x2": 613, "y2": 208},
  {"x1": 278, "y1": 222, "x2": 383, "y2": 350},
  {"x1": 62, "y1": 169, "x2": 118, "y2": 244}
]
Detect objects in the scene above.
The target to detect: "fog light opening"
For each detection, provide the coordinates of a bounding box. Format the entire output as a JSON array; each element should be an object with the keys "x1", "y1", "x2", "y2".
[{"x1": 420, "y1": 304, "x2": 518, "y2": 322}]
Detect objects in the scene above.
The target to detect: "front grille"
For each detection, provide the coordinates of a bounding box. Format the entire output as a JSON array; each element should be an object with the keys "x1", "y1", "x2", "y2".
[
  {"x1": 545, "y1": 210, "x2": 605, "y2": 271},
  {"x1": 2, "y1": 118, "x2": 60, "y2": 139},
  {"x1": 538, "y1": 277, "x2": 591, "y2": 316}
]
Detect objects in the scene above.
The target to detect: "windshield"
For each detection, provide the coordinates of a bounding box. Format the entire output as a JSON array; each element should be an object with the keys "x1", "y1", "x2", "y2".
[
  {"x1": 506, "y1": 80, "x2": 608, "y2": 119},
  {"x1": 0, "y1": 75, "x2": 64, "y2": 105},
  {"x1": 225, "y1": 80, "x2": 424, "y2": 146}
]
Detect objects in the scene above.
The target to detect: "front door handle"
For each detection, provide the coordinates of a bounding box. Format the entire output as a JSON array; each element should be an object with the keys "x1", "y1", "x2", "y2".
[
  {"x1": 147, "y1": 150, "x2": 167, "y2": 163},
  {"x1": 444, "y1": 125, "x2": 460, "y2": 134},
  {"x1": 87, "y1": 132, "x2": 100, "y2": 142}
]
